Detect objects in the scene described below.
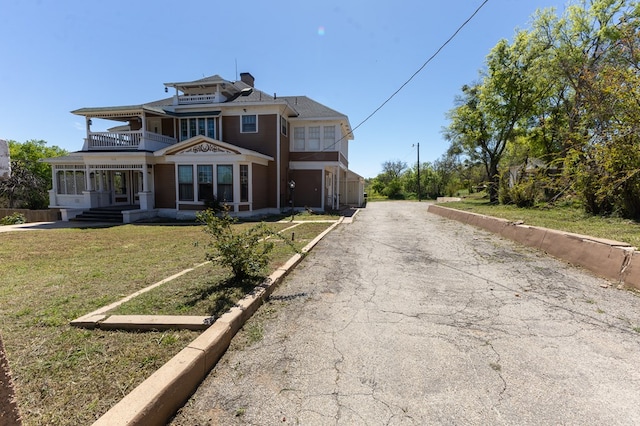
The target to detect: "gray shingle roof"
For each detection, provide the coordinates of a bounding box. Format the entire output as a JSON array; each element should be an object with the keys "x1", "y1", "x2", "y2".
[{"x1": 280, "y1": 96, "x2": 347, "y2": 119}]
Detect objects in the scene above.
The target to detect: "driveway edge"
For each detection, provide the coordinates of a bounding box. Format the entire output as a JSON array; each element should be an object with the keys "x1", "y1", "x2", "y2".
[
  {"x1": 92, "y1": 217, "x2": 344, "y2": 426},
  {"x1": 427, "y1": 204, "x2": 640, "y2": 290}
]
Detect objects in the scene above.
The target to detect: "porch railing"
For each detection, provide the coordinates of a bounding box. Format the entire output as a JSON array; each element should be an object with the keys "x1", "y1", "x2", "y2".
[
  {"x1": 87, "y1": 131, "x2": 176, "y2": 150},
  {"x1": 89, "y1": 131, "x2": 141, "y2": 149},
  {"x1": 177, "y1": 94, "x2": 217, "y2": 104}
]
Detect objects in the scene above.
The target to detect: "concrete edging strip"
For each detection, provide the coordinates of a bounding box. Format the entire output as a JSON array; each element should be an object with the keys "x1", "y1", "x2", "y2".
[
  {"x1": 92, "y1": 216, "x2": 346, "y2": 425},
  {"x1": 427, "y1": 204, "x2": 640, "y2": 289}
]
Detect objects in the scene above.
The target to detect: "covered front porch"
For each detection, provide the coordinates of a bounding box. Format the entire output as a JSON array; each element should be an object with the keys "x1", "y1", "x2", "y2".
[{"x1": 45, "y1": 155, "x2": 157, "y2": 223}]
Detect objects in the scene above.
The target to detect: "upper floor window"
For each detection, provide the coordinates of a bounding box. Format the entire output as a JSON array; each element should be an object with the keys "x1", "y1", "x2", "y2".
[
  {"x1": 241, "y1": 115, "x2": 257, "y2": 133},
  {"x1": 281, "y1": 117, "x2": 288, "y2": 136},
  {"x1": 293, "y1": 125, "x2": 339, "y2": 151},
  {"x1": 180, "y1": 117, "x2": 216, "y2": 141},
  {"x1": 294, "y1": 127, "x2": 305, "y2": 150},
  {"x1": 308, "y1": 127, "x2": 321, "y2": 150},
  {"x1": 323, "y1": 126, "x2": 335, "y2": 149}
]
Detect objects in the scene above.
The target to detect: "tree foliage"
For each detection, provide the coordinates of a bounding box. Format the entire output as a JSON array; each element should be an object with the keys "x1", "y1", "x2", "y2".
[
  {"x1": 0, "y1": 140, "x2": 67, "y2": 209},
  {"x1": 443, "y1": 0, "x2": 640, "y2": 219}
]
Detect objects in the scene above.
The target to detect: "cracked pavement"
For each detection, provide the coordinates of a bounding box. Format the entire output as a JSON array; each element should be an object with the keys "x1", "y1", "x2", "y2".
[{"x1": 171, "y1": 201, "x2": 640, "y2": 425}]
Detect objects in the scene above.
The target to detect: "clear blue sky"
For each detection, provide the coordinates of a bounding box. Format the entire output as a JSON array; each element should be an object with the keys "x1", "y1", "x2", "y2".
[{"x1": 0, "y1": 0, "x2": 569, "y2": 178}]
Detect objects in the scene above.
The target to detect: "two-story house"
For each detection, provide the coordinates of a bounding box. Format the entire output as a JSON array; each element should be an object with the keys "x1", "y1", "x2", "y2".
[{"x1": 45, "y1": 73, "x2": 364, "y2": 222}]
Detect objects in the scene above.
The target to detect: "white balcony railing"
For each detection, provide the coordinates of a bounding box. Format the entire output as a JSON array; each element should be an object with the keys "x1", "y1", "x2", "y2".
[
  {"x1": 87, "y1": 131, "x2": 176, "y2": 151},
  {"x1": 89, "y1": 131, "x2": 141, "y2": 149}
]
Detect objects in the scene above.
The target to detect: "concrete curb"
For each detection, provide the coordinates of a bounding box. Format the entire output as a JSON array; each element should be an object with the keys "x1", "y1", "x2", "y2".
[
  {"x1": 427, "y1": 204, "x2": 640, "y2": 290},
  {"x1": 92, "y1": 216, "x2": 345, "y2": 425}
]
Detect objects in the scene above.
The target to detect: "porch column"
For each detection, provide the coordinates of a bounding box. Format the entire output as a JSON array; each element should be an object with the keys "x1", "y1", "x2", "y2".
[
  {"x1": 83, "y1": 117, "x2": 91, "y2": 151},
  {"x1": 139, "y1": 166, "x2": 153, "y2": 210},
  {"x1": 335, "y1": 166, "x2": 340, "y2": 209},
  {"x1": 85, "y1": 165, "x2": 92, "y2": 191},
  {"x1": 49, "y1": 166, "x2": 58, "y2": 206},
  {"x1": 139, "y1": 114, "x2": 146, "y2": 150},
  {"x1": 233, "y1": 164, "x2": 240, "y2": 212},
  {"x1": 142, "y1": 165, "x2": 149, "y2": 192}
]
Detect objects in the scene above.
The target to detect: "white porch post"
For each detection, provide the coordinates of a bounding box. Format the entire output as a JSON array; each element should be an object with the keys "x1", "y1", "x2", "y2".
[
  {"x1": 49, "y1": 166, "x2": 58, "y2": 206},
  {"x1": 336, "y1": 166, "x2": 340, "y2": 209},
  {"x1": 248, "y1": 164, "x2": 253, "y2": 211},
  {"x1": 321, "y1": 169, "x2": 325, "y2": 212},
  {"x1": 139, "y1": 114, "x2": 146, "y2": 150},
  {"x1": 139, "y1": 165, "x2": 153, "y2": 210},
  {"x1": 85, "y1": 165, "x2": 92, "y2": 191},
  {"x1": 83, "y1": 117, "x2": 91, "y2": 151},
  {"x1": 142, "y1": 165, "x2": 149, "y2": 192},
  {"x1": 233, "y1": 164, "x2": 240, "y2": 212}
]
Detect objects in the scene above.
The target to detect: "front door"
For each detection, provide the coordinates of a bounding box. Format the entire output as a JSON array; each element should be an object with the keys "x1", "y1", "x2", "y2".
[
  {"x1": 112, "y1": 170, "x2": 143, "y2": 206},
  {"x1": 112, "y1": 171, "x2": 129, "y2": 205}
]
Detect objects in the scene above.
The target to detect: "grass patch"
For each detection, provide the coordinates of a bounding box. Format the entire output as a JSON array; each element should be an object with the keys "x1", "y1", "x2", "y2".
[
  {"x1": 443, "y1": 194, "x2": 640, "y2": 247},
  {"x1": 111, "y1": 222, "x2": 330, "y2": 317},
  {"x1": 0, "y1": 220, "x2": 333, "y2": 425}
]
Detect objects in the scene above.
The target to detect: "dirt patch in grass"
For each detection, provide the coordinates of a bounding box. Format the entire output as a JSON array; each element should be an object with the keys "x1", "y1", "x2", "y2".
[{"x1": 0, "y1": 220, "x2": 333, "y2": 425}]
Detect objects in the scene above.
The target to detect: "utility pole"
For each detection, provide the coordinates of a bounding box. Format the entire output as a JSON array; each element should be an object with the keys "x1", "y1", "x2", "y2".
[{"x1": 416, "y1": 142, "x2": 420, "y2": 202}]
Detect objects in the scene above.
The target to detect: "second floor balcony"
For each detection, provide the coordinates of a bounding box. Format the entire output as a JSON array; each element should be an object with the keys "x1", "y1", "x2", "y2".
[{"x1": 85, "y1": 131, "x2": 177, "y2": 152}]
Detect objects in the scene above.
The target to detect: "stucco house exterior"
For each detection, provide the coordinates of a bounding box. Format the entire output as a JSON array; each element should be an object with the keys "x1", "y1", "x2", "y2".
[{"x1": 45, "y1": 72, "x2": 364, "y2": 222}]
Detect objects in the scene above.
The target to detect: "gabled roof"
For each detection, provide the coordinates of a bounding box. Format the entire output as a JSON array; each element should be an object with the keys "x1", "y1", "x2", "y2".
[
  {"x1": 281, "y1": 96, "x2": 354, "y2": 139},
  {"x1": 281, "y1": 96, "x2": 348, "y2": 120},
  {"x1": 155, "y1": 135, "x2": 273, "y2": 162}
]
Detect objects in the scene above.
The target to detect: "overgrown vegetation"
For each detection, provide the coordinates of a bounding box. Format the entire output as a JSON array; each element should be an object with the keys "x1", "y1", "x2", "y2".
[
  {"x1": 443, "y1": 0, "x2": 640, "y2": 219},
  {"x1": 371, "y1": 0, "x2": 640, "y2": 223},
  {"x1": 0, "y1": 140, "x2": 67, "y2": 209},
  {"x1": 0, "y1": 212, "x2": 26, "y2": 225}
]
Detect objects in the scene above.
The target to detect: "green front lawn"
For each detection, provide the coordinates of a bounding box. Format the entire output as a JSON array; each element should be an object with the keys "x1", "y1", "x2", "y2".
[{"x1": 0, "y1": 220, "x2": 333, "y2": 425}]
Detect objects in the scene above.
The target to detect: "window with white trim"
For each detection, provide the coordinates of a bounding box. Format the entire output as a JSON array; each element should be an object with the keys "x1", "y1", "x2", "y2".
[
  {"x1": 56, "y1": 168, "x2": 86, "y2": 195},
  {"x1": 240, "y1": 164, "x2": 249, "y2": 202},
  {"x1": 178, "y1": 165, "x2": 194, "y2": 201},
  {"x1": 281, "y1": 117, "x2": 288, "y2": 136},
  {"x1": 241, "y1": 115, "x2": 257, "y2": 133},
  {"x1": 308, "y1": 126, "x2": 320, "y2": 150},
  {"x1": 217, "y1": 165, "x2": 234, "y2": 202},
  {"x1": 323, "y1": 126, "x2": 335, "y2": 149},
  {"x1": 180, "y1": 117, "x2": 216, "y2": 141},
  {"x1": 293, "y1": 127, "x2": 305, "y2": 150},
  {"x1": 197, "y1": 165, "x2": 213, "y2": 201}
]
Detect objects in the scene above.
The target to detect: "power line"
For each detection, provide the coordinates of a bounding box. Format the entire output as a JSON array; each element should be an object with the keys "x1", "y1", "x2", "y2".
[
  {"x1": 348, "y1": 0, "x2": 490, "y2": 138},
  {"x1": 293, "y1": 0, "x2": 490, "y2": 162}
]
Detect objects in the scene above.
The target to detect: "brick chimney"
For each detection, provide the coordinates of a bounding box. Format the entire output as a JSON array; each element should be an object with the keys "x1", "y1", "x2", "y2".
[{"x1": 239, "y1": 72, "x2": 255, "y2": 88}]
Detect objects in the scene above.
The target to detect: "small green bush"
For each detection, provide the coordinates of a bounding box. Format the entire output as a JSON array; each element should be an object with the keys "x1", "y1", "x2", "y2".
[
  {"x1": 197, "y1": 208, "x2": 282, "y2": 280},
  {"x1": 0, "y1": 212, "x2": 26, "y2": 225}
]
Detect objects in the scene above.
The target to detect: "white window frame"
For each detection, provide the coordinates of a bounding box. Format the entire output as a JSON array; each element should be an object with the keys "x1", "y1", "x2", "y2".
[
  {"x1": 241, "y1": 114, "x2": 258, "y2": 133},
  {"x1": 293, "y1": 127, "x2": 305, "y2": 151}
]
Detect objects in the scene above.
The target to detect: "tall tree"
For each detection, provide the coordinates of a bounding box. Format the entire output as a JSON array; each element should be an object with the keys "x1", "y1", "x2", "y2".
[{"x1": 1, "y1": 140, "x2": 67, "y2": 209}]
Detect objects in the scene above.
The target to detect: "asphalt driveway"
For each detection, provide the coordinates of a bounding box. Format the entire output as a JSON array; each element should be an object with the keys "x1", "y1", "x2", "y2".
[{"x1": 171, "y1": 201, "x2": 640, "y2": 425}]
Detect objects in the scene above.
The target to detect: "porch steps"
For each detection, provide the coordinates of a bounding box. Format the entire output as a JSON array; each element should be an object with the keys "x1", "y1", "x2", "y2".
[{"x1": 71, "y1": 207, "x2": 127, "y2": 223}]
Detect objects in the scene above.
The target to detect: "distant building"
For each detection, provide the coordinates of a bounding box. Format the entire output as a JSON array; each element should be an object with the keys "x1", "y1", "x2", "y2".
[
  {"x1": 0, "y1": 139, "x2": 10, "y2": 180},
  {"x1": 43, "y1": 72, "x2": 364, "y2": 222}
]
